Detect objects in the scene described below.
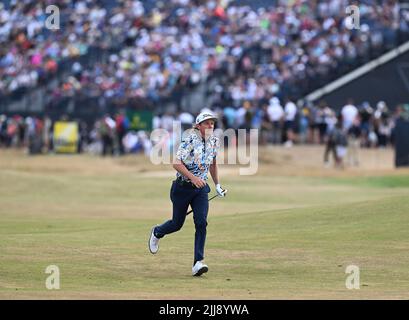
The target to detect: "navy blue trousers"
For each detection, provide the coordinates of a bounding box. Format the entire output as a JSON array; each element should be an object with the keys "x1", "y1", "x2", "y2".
[{"x1": 154, "y1": 180, "x2": 210, "y2": 265}]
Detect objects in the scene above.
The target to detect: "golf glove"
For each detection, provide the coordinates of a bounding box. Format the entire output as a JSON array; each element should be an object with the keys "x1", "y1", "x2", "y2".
[{"x1": 216, "y1": 184, "x2": 227, "y2": 197}]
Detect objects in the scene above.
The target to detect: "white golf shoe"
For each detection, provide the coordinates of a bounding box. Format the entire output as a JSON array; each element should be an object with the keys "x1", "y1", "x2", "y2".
[
  {"x1": 192, "y1": 261, "x2": 208, "y2": 276},
  {"x1": 148, "y1": 226, "x2": 160, "y2": 254}
]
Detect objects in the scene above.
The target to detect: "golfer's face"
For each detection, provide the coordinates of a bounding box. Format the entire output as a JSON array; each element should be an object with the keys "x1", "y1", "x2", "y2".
[{"x1": 199, "y1": 119, "x2": 215, "y2": 138}]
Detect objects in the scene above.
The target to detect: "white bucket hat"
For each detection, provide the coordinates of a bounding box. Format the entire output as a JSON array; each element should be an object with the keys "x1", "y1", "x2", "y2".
[{"x1": 195, "y1": 111, "x2": 218, "y2": 125}]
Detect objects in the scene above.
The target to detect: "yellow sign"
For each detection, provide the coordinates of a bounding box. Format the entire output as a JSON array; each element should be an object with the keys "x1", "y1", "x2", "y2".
[{"x1": 53, "y1": 121, "x2": 79, "y2": 153}]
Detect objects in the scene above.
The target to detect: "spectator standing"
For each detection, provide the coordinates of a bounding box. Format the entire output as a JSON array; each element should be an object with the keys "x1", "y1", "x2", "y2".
[
  {"x1": 341, "y1": 99, "x2": 358, "y2": 130},
  {"x1": 267, "y1": 97, "x2": 284, "y2": 145},
  {"x1": 334, "y1": 120, "x2": 349, "y2": 169},
  {"x1": 115, "y1": 111, "x2": 130, "y2": 155},
  {"x1": 324, "y1": 115, "x2": 338, "y2": 167},
  {"x1": 260, "y1": 103, "x2": 272, "y2": 145},
  {"x1": 178, "y1": 111, "x2": 195, "y2": 132},
  {"x1": 359, "y1": 102, "x2": 374, "y2": 147},
  {"x1": 284, "y1": 98, "x2": 297, "y2": 147},
  {"x1": 347, "y1": 117, "x2": 362, "y2": 166},
  {"x1": 100, "y1": 115, "x2": 116, "y2": 156}
]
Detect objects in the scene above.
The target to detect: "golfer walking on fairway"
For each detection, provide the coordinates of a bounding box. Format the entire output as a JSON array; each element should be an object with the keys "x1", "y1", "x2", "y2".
[{"x1": 149, "y1": 111, "x2": 227, "y2": 276}]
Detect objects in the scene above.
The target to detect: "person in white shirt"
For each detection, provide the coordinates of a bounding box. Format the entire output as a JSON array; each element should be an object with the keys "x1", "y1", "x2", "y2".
[
  {"x1": 178, "y1": 111, "x2": 195, "y2": 131},
  {"x1": 341, "y1": 99, "x2": 358, "y2": 130},
  {"x1": 161, "y1": 112, "x2": 176, "y2": 132},
  {"x1": 267, "y1": 97, "x2": 284, "y2": 144},
  {"x1": 284, "y1": 98, "x2": 298, "y2": 147}
]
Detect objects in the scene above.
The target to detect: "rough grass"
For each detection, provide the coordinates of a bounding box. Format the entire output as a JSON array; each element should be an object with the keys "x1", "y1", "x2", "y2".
[{"x1": 0, "y1": 147, "x2": 408, "y2": 299}]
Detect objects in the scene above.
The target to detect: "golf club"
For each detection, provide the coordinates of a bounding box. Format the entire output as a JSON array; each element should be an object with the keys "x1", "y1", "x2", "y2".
[{"x1": 186, "y1": 189, "x2": 228, "y2": 215}]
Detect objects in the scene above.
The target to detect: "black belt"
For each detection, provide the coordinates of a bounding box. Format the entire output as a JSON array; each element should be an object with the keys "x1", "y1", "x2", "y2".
[{"x1": 175, "y1": 177, "x2": 197, "y2": 189}]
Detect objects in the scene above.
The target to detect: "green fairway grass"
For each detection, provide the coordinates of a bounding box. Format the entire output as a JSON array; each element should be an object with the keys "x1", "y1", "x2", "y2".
[{"x1": 1, "y1": 149, "x2": 409, "y2": 299}]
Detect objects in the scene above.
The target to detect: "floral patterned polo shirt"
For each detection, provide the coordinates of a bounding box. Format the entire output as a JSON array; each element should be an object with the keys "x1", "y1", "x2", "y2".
[{"x1": 175, "y1": 129, "x2": 220, "y2": 182}]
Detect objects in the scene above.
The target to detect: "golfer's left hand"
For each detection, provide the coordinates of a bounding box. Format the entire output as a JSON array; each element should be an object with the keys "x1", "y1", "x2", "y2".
[{"x1": 216, "y1": 184, "x2": 227, "y2": 197}]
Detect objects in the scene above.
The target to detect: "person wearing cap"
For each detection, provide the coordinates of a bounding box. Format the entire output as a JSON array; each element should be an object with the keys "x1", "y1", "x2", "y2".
[{"x1": 148, "y1": 111, "x2": 227, "y2": 276}]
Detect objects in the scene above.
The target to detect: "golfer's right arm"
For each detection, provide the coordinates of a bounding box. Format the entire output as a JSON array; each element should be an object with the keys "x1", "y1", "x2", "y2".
[{"x1": 173, "y1": 160, "x2": 206, "y2": 188}]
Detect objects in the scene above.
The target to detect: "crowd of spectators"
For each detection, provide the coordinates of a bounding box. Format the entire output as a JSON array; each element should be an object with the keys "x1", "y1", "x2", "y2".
[
  {"x1": 3, "y1": 0, "x2": 407, "y2": 112},
  {"x1": 0, "y1": 0, "x2": 131, "y2": 98},
  {"x1": 204, "y1": 0, "x2": 408, "y2": 108},
  {"x1": 149, "y1": 97, "x2": 403, "y2": 151},
  {"x1": 1, "y1": 0, "x2": 409, "y2": 168},
  {"x1": 1, "y1": 98, "x2": 408, "y2": 170}
]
